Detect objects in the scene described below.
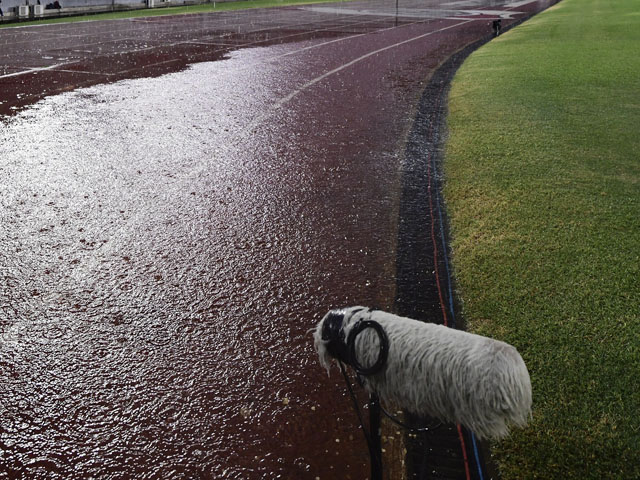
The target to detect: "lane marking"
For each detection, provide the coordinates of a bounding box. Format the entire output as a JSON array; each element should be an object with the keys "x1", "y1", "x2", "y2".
[
  {"x1": 54, "y1": 69, "x2": 115, "y2": 76},
  {"x1": 274, "y1": 19, "x2": 472, "y2": 108},
  {"x1": 0, "y1": 63, "x2": 68, "y2": 79},
  {"x1": 0, "y1": 12, "x2": 380, "y2": 63},
  {"x1": 0, "y1": 17, "x2": 415, "y2": 81},
  {"x1": 98, "y1": 18, "x2": 438, "y2": 87},
  {"x1": 306, "y1": 6, "x2": 465, "y2": 19},
  {"x1": 504, "y1": 0, "x2": 536, "y2": 7},
  {"x1": 442, "y1": 0, "x2": 483, "y2": 6},
  {"x1": 306, "y1": 5, "x2": 523, "y2": 20},
  {"x1": 458, "y1": 9, "x2": 522, "y2": 18},
  {"x1": 0, "y1": 10, "x2": 472, "y2": 113}
]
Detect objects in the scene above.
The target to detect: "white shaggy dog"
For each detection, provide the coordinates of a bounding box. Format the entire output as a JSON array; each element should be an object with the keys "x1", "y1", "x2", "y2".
[{"x1": 314, "y1": 307, "x2": 532, "y2": 440}]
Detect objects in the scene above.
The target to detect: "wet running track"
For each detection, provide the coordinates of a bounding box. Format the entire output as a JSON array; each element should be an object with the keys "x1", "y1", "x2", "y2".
[{"x1": 1, "y1": 1, "x2": 555, "y2": 478}]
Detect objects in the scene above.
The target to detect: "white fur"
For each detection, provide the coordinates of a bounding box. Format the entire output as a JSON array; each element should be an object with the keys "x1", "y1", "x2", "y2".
[{"x1": 314, "y1": 307, "x2": 532, "y2": 440}]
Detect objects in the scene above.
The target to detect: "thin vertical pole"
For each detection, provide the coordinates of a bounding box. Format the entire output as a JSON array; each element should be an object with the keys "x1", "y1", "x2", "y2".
[{"x1": 395, "y1": 0, "x2": 398, "y2": 27}]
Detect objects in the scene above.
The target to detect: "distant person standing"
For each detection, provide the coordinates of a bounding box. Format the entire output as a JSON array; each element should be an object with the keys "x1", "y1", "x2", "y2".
[
  {"x1": 0, "y1": 0, "x2": 4, "y2": 18},
  {"x1": 492, "y1": 19, "x2": 502, "y2": 37}
]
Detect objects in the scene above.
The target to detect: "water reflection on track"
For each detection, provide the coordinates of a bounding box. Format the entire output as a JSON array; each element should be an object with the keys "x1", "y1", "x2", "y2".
[{"x1": 0, "y1": 1, "x2": 553, "y2": 478}]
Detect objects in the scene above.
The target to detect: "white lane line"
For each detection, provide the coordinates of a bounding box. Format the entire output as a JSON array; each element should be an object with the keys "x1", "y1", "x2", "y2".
[
  {"x1": 0, "y1": 63, "x2": 69, "y2": 79},
  {"x1": 0, "y1": 17, "x2": 402, "y2": 81},
  {"x1": 54, "y1": 69, "x2": 115, "y2": 76},
  {"x1": 457, "y1": 9, "x2": 522, "y2": 18},
  {"x1": 0, "y1": 14, "x2": 459, "y2": 105},
  {"x1": 274, "y1": 19, "x2": 472, "y2": 108},
  {"x1": 265, "y1": 17, "x2": 438, "y2": 59},
  {"x1": 305, "y1": 6, "x2": 463, "y2": 19},
  {"x1": 0, "y1": 13, "x2": 380, "y2": 74},
  {"x1": 442, "y1": 0, "x2": 482, "y2": 6},
  {"x1": 110, "y1": 18, "x2": 437, "y2": 80},
  {"x1": 504, "y1": 0, "x2": 536, "y2": 7}
]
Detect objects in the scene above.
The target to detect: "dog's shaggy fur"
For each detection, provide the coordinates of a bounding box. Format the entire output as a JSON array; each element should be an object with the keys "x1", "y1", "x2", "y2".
[{"x1": 314, "y1": 307, "x2": 532, "y2": 440}]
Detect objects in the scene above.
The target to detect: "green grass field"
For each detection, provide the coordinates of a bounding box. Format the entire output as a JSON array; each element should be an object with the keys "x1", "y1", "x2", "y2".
[
  {"x1": 0, "y1": 0, "x2": 344, "y2": 28},
  {"x1": 445, "y1": 0, "x2": 639, "y2": 478}
]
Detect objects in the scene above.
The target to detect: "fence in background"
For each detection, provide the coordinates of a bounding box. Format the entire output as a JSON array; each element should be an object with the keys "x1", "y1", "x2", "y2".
[{"x1": 0, "y1": 0, "x2": 221, "y2": 21}]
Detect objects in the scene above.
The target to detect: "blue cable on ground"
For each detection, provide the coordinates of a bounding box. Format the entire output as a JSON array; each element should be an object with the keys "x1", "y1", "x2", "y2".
[{"x1": 433, "y1": 136, "x2": 485, "y2": 480}]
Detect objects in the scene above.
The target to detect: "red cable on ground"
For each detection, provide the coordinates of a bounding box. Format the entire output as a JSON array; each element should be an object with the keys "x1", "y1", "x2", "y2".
[{"x1": 457, "y1": 424, "x2": 472, "y2": 479}]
